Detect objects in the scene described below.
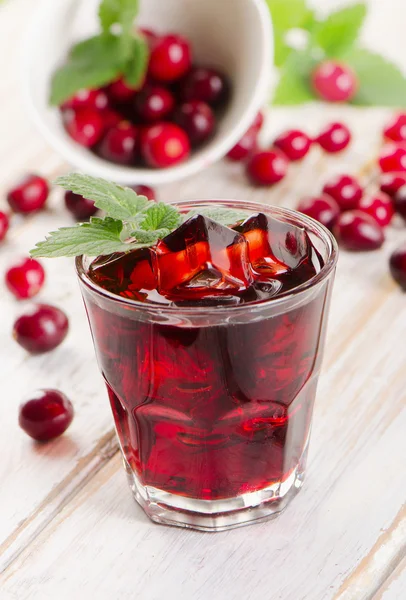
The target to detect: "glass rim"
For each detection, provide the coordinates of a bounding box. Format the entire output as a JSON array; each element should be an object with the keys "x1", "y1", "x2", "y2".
[{"x1": 75, "y1": 199, "x2": 339, "y2": 315}]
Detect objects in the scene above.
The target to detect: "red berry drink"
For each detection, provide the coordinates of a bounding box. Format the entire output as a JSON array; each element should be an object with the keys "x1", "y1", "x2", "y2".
[{"x1": 76, "y1": 201, "x2": 337, "y2": 530}]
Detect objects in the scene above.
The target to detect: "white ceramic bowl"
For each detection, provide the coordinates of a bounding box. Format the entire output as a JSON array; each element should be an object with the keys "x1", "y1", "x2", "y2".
[{"x1": 22, "y1": 0, "x2": 272, "y2": 185}]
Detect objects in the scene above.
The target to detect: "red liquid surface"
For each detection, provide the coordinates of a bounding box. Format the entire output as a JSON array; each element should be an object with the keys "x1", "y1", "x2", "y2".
[{"x1": 85, "y1": 213, "x2": 328, "y2": 499}]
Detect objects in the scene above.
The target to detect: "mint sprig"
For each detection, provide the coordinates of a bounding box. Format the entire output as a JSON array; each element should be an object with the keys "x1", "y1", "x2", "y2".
[
  {"x1": 30, "y1": 174, "x2": 248, "y2": 259},
  {"x1": 50, "y1": 0, "x2": 148, "y2": 106}
]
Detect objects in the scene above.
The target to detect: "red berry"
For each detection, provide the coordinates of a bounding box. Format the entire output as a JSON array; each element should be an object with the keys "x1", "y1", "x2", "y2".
[
  {"x1": 102, "y1": 109, "x2": 123, "y2": 132},
  {"x1": 19, "y1": 390, "x2": 74, "y2": 442},
  {"x1": 246, "y1": 149, "x2": 289, "y2": 186},
  {"x1": 148, "y1": 35, "x2": 192, "y2": 82},
  {"x1": 316, "y1": 122, "x2": 351, "y2": 153},
  {"x1": 312, "y1": 61, "x2": 357, "y2": 103},
  {"x1": 393, "y1": 186, "x2": 406, "y2": 221},
  {"x1": 131, "y1": 185, "x2": 156, "y2": 201},
  {"x1": 274, "y1": 129, "x2": 312, "y2": 161},
  {"x1": 379, "y1": 142, "x2": 406, "y2": 173},
  {"x1": 296, "y1": 195, "x2": 340, "y2": 231},
  {"x1": 106, "y1": 77, "x2": 138, "y2": 103},
  {"x1": 64, "y1": 108, "x2": 104, "y2": 148},
  {"x1": 7, "y1": 175, "x2": 49, "y2": 214},
  {"x1": 13, "y1": 304, "x2": 69, "y2": 354},
  {"x1": 5, "y1": 258, "x2": 45, "y2": 300},
  {"x1": 390, "y1": 245, "x2": 406, "y2": 290},
  {"x1": 252, "y1": 111, "x2": 265, "y2": 131},
  {"x1": 0, "y1": 211, "x2": 10, "y2": 241},
  {"x1": 141, "y1": 123, "x2": 190, "y2": 168},
  {"x1": 334, "y1": 211, "x2": 384, "y2": 251},
  {"x1": 61, "y1": 88, "x2": 109, "y2": 111},
  {"x1": 173, "y1": 101, "x2": 215, "y2": 146},
  {"x1": 139, "y1": 27, "x2": 158, "y2": 47},
  {"x1": 383, "y1": 113, "x2": 406, "y2": 142},
  {"x1": 98, "y1": 122, "x2": 139, "y2": 165},
  {"x1": 379, "y1": 172, "x2": 406, "y2": 197},
  {"x1": 357, "y1": 192, "x2": 394, "y2": 227},
  {"x1": 180, "y1": 67, "x2": 229, "y2": 107},
  {"x1": 227, "y1": 126, "x2": 258, "y2": 162},
  {"x1": 322, "y1": 174, "x2": 363, "y2": 211},
  {"x1": 65, "y1": 191, "x2": 98, "y2": 221},
  {"x1": 135, "y1": 85, "x2": 175, "y2": 122}
]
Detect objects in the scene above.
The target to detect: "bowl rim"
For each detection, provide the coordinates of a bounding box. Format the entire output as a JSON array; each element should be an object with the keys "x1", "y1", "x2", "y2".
[{"x1": 21, "y1": 0, "x2": 273, "y2": 185}]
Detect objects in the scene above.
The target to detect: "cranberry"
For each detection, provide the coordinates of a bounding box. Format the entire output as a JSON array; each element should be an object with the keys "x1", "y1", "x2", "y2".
[
  {"x1": 5, "y1": 258, "x2": 45, "y2": 300},
  {"x1": 64, "y1": 108, "x2": 104, "y2": 148},
  {"x1": 379, "y1": 142, "x2": 406, "y2": 172},
  {"x1": 357, "y1": 192, "x2": 394, "y2": 227},
  {"x1": 102, "y1": 109, "x2": 123, "y2": 132},
  {"x1": 19, "y1": 390, "x2": 74, "y2": 442},
  {"x1": 246, "y1": 149, "x2": 289, "y2": 186},
  {"x1": 13, "y1": 304, "x2": 69, "y2": 354},
  {"x1": 141, "y1": 123, "x2": 190, "y2": 168},
  {"x1": 98, "y1": 122, "x2": 139, "y2": 165},
  {"x1": 393, "y1": 186, "x2": 406, "y2": 221},
  {"x1": 148, "y1": 34, "x2": 192, "y2": 83},
  {"x1": 389, "y1": 245, "x2": 406, "y2": 290},
  {"x1": 0, "y1": 211, "x2": 10, "y2": 241},
  {"x1": 173, "y1": 101, "x2": 215, "y2": 146},
  {"x1": 180, "y1": 67, "x2": 229, "y2": 107},
  {"x1": 7, "y1": 175, "x2": 49, "y2": 214},
  {"x1": 65, "y1": 191, "x2": 98, "y2": 220},
  {"x1": 252, "y1": 111, "x2": 265, "y2": 131},
  {"x1": 274, "y1": 129, "x2": 312, "y2": 161},
  {"x1": 131, "y1": 185, "x2": 156, "y2": 201},
  {"x1": 312, "y1": 61, "x2": 358, "y2": 103},
  {"x1": 106, "y1": 77, "x2": 138, "y2": 103},
  {"x1": 227, "y1": 126, "x2": 258, "y2": 162},
  {"x1": 383, "y1": 113, "x2": 406, "y2": 142},
  {"x1": 379, "y1": 172, "x2": 406, "y2": 197},
  {"x1": 296, "y1": 195, "x2": 340, "y2": 231},
  {"x1": 316, "y1": 122, "x2": 351, "y2": 153},
  {"x1": 322, "y1": 174, "x2": 363, "y2": 211},
  {"x1": 135, "y1": 85, "x2": 175, "y2": 122},
  {"x1": 334, "y1": 211, "x2": 384, "y2": 251},
  {"x1": 61, "y1": 88, "x2": 109, "y2": 111}
]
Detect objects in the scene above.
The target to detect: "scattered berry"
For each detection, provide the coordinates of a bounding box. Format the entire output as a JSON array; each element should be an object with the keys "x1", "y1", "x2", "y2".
[
  {"x1": 296, "y1": 195, "x2": 340, "y2": 231},
  {"x1": 334, "y1": 211, "x2": 384, "y2": 251},
  {"x1": 135, "y1": 85, "x2": 175, "y2": 122},
  {"x1": 274, "y1": 129, "x2": 312, "y2": 161},
  {"x1": 106, "y1": 77, "x2": 138, "y2": 103},
  {"x1": 180, "y1": 67, "x2": 229, "y2": 107},
  {"x1": 322, "y1": 174, "x2": 363, "y2": 211},
  {"x1": 312, "y1": 61, "x2": 358, "y2": 103},
  {"x1": 227, "y1": 126, "x2": 258, "y2": 162},
  {"x1": 383, "y1": 113, "x2": 406, "y2": 143},
  {"x1": 19, "y1": 390, "x2": 74, "y2": 442},
  {"x1": 7, "y1": 175, "x2": 49, "y2": 214},
  {"x1": 62, "y1": 88, "x2": 109, "y2": 111},
  {"x1": 389, "y1": 245, "x2": 406, "y2": 290},
  {"x1": 141, "y1": 123, "x2": 190, "y2": 168},
  {"x1": 65, "y1": 191, "x2": 98, "y2": 220},
  {"x1": 379, "y1": 172, "x2": 406, "y2": 197},
  {"x1": 173, "y1": 101, "x2": 215, "y2": 146},
  {"x1": 148, "y1": 34, "x2": 192, "y2": 82},
  {"x1": 98, "y1": 122, "x2": 139, "y2": 165},
  {"x1": 131, "y1": 185, "x2": 156, "y2": 201},
  {"x1": 393, "y1": 186, "x2": 406, "y2": 221},
  {"x1": 13, "y1": 304, "x2": 69, "y2": 354},
  {"x1": 246, "y1": 149, "x2": 289, "y2": 186},
  {"x1": 357, "y1": 193, "x2": 394, "y2": 228},
  {"x1": 0, "y1": 211, "x2": 10, "y2": 241},
  {"x1": 379, "y1": 142, "x2": 406, "y2": 172},
  {"x1": 316, "y1": 122, "x2": 351, "y2": 153},
  {"x1": 5, "y1": 258, "x2": 45, "y2": 300},
  {"x1": 64, "y1": 108, "x2": 104, "y2": 147}
]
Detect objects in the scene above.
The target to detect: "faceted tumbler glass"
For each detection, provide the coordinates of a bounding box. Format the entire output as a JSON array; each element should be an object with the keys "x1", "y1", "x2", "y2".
[{"x1": 76, "y1": 200, "x2": 338, "y2": 531}]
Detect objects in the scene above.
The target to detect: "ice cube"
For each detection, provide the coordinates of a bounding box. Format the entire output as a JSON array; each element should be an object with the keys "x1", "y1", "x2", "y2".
[{"x1": 152, "y1": 215, "x2": 253, "y2": 298}]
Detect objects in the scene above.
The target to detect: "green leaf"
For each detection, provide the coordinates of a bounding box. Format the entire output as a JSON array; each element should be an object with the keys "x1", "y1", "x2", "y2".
[
  {"x1": 274, "y1": 31, "x2": 292, "y2": 68},
  {"x1": 185, "y1": 207, "x2": 249, "y2": 226},
  {"x1": 124, "y1": 35, "x2": 149, "y2": 87},
  {"x1": 50, "y1": 35, "x2": 123, "y2": 106},
  {"x1": 99, "y1": 0, "x2": 139, "y2": 34},
  {"x1": 272, "y1": 52, "x2": 315, "y2": 105},
  {"x1": 313, "y1": 3, "x2": 367, "y2": 57},
  {"x1": 342, "y1": 48, "x2": 406, "y2": 107},
  {"x1": 55, "y1": 174, "x2": 149, "y2": 221},
  {"x1": 139, "y1": 203, "x2": 182, "y2": 232},
  {"x1": 266, "y1": 0, "x2": 314, "y2": 32},
  {"x1": 131, "y1": 228, "x2": 170, "y2": 244}
]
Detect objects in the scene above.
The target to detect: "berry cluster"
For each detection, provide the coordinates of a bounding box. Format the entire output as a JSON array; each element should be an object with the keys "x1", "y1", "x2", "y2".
[
  {"x1": 227, "y1": 118, "x2": 351, "y2": 187},
  {"x1": 60, "y1": 29, "x2": 229, "y2": 169}
]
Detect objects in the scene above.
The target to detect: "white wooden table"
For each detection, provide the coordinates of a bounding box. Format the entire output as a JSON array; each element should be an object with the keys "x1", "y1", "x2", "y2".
[{"x1": 1, "y1": 1, "x2": 405, "y2": 598}]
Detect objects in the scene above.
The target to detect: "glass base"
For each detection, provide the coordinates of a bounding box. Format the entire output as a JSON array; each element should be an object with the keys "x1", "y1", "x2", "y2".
[{"x1": 124, "y1": 445, "x2": 308, "y2": 532}]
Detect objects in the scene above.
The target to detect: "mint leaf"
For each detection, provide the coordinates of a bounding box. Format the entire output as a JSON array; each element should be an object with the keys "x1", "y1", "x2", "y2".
[
  {"x1": 124, "y1": 35, "x2": 149, "y2": 87},
  {"x1": 55, "y1": 174, "x2": 149, "y2": 221},
  {"x1": 185, "y1": 207, "x2": 249, "y2": 226},
  {"x1": 273, "y1": 52, "x2": 315, "y2": 105},
  {"x1": 274, "y1": 31, "x2": 292, "y2": 68},
  {"x1": 99, "y1": 0, "x2": 140, "y2": 59},
  {"x1": 266, "y1": 0, "x2": 314, "y2": 32},
  {"x1": 343, "y1": 48, "x2": 406, "y2": 107},
  {"x1": 139, "y1": 203, "x2": 182, "y2": 232},
  {"x1": 50, "y1": 35, "x2": 122, "y2": 106},
  {"x1": 131, "y1": 228, "x2": 170, "y2": 244},
  {"x1": 30, "y1": 217, "x2": 142, "y2": 258},
  {"x1": 313, "y1": 3, "x2": 367, "y2": 57}
]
